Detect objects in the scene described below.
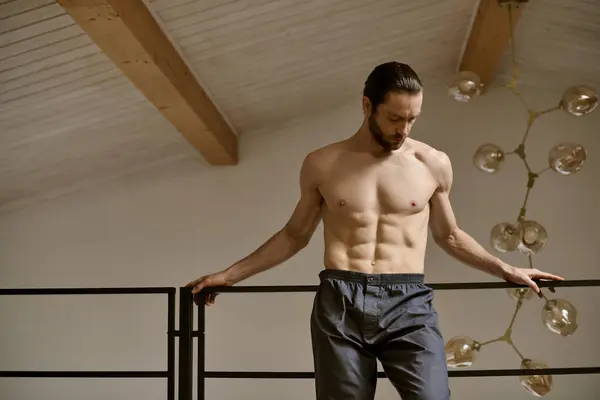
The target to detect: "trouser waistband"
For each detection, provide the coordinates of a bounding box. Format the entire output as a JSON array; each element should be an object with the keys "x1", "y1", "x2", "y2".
[{"x1": 318, "y1": 269, "x2": 425, "y2": 285}]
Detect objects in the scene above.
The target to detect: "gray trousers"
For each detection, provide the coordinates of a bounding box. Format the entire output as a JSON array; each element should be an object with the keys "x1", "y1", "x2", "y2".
[{"x1": 310, "y1": 269, "x2": 450, "y2": 400}]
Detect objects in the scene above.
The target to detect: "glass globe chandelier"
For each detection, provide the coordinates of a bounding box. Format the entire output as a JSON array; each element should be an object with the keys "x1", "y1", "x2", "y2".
[{"x1": 445, "y1": 0, "x2": 596, "y2": 397}]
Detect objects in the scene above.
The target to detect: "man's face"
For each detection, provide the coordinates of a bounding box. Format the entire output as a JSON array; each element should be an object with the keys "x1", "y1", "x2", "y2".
[{"x1": 365, "y1": 91, "x2": 422, "y2": 152}]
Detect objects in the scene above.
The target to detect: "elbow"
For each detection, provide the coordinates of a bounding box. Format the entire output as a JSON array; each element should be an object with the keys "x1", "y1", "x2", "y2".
[
  {"x1": 287, "y1": 231, "x2": 310, "y2": 250},
  {"x1": 433, "y1": 226, "x2": 461, "y2": 249},
  {"x1": 282, "y1": 226, "x2": 311, "y2": 251},
  {"x1": 295, "y1": 237, "x2": 310, "y2": 251}
]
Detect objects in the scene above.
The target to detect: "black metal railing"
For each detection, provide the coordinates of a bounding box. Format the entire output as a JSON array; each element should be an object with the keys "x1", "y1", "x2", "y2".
[
  {"x1": 184, "y1": 279, "x2": 600, "y2": 400},
  {"x1": 0, "y1": 287, "x2": 177, "y2": 400},
  {"x1": 3, "y1": 280, "x2": 600, "y2": 400}
]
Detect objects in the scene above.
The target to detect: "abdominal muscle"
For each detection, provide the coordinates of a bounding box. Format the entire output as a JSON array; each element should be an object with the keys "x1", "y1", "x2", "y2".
[
  {"x1": 322, "y1": 207, "x2": 430, "y2": 274},
  {"x1": 316, "y1": 138, "x2": 438, "y2": 274}
]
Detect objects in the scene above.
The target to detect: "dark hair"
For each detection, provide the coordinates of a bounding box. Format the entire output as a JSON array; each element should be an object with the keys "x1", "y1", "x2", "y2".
[{"x1": 363, "y1": 62, "x2": 423, "y2": 111}]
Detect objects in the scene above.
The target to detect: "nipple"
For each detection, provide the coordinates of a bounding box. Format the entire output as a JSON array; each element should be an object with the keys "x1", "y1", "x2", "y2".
[
  {"x1": 339, "y1": 200, "x2": 346, "y2": 206},
  {"x1": 410, "y1": 201, "x2": 416, "y2": 207}
]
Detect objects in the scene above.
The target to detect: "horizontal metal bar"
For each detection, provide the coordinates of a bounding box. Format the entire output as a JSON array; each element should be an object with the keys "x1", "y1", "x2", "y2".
[
  {"x1": 203, "y1": 367, "x2": 600, "y2": 379},
  {"x1": 197, "y1": 279, "x2": 600, "y2": 294},
  {"x1": 0, "y1": 287, "x2": 176, "y2": 295},
  {"x1": 0, "y1": 370, "x2": 169, "y2": 378},
  {"x1": 170, "y1": 330, "x2": 200, "y2": 338},
  {"x1": 449, "y1": 367, "x2": 600, "y2": 377}
]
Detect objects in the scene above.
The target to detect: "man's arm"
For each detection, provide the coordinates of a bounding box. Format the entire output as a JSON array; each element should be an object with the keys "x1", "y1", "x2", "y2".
[
  {"x1": 428, "y1": 151, "x2": 509, "y2": 278},
  {"x1": 222, "y1": 151, "x2": 324, "y2": 284},
  {"x1": 427, "y1": 151, "x2": 563, "y2": 294},
  {"x1": 187, "y1": 150, "x2": 324, "y2": 302}
]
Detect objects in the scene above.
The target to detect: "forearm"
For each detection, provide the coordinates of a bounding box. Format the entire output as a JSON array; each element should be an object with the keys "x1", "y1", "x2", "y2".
[
  {"x1": 224, "y1": 227, "x2": 306, "y2": 284},
  {"x1": 436, "y1": 228, "x2": 510, "y2": 279}
]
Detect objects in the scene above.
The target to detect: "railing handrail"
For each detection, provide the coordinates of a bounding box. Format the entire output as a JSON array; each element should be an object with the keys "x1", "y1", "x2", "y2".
[
  {"x1": 196, "y1": 279, "x2": 600, "y2": 293},
  {"x1": 0, "y1": 287, "x2": 176, "y2": 295},
  {"x1": 2, "y1": 279, "x2": 597, "y2": 296}
]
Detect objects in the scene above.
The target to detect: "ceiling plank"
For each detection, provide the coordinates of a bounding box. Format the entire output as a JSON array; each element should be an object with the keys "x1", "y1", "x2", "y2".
[
  {"x1": 56, "y1": 0, "x2": 238, "y2": 165},
  {"x1": 459, "y1": 0, "x2": 528, "y2": 88}
]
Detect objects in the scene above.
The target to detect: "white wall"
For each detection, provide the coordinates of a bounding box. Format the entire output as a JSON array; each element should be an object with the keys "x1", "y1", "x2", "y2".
[{"x1": 1, "y1": 84, "x2": 599, "y2": 400}]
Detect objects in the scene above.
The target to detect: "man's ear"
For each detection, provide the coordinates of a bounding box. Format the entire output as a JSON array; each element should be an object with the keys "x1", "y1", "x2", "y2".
[{"x1": 362, "y1": 96, "x2": 372, "y2": 117}]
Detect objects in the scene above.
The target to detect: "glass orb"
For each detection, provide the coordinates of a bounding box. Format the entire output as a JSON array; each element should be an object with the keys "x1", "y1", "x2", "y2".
[
  {"x1": 473, "y1": 144, "x2": 505, "y2": 173},
  {"x1": 448, "y1": 71, "x2": 482, "y2": 102},
  {"x1": 542, "y1": 299, "x2": 578, "y2": 336},
  {"x1": 517, "y1": 220, "x2": 548, "y2": 255},
  {"x1": 549, "y1": 143, "x2": 587, "y2": 175},
  {"x1": 507, "y1": 287, "x2": 535, "y2": 301},
  {"x1": 445, "y1": 336, "x2": 481, "y2": 368},
  {"x1": 490, "y1": 222, "x2": 522, "y2": 253},
  {"x1": 560, "y1": 85, "x2": 598, "y2": 116},
  {"x1": 520, "y1": 359, "x2": 553, "y2": 397}
]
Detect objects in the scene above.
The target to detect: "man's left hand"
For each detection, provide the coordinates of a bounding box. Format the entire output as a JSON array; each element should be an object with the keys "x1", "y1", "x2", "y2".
[{"x1": 502, "y1": 265, "x2": 564, "y2": 296}]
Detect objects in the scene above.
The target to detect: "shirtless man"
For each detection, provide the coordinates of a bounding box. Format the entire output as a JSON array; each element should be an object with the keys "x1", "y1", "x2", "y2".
[{"x1": 186, "y1": 62, "x2": 563, "y2": 400}]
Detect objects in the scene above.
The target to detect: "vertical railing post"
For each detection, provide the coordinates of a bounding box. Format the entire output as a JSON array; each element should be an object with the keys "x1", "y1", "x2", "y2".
[
  {"x1": 197, "y1": 302, "x2": 205, "y2": 400},
  {"x1": 178, "y1": 287, "x2": 193, "y2": 400},
  {"x1": 167, "y1": 289, "x2": 176, "y2": 400}
]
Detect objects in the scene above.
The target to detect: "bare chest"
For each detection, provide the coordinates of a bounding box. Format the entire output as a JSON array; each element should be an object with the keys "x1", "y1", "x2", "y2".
[{"x1": 320, "y1": 154, "x2": 438, "y2": 216}]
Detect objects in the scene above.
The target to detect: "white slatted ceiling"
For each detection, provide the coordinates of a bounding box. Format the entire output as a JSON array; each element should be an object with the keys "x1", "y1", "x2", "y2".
[
  {"x1": 148, "y1": 0, "x2": 478, "y2": 133},
  {"x1": 1, "y1": 0, "x2": 598, "y2": 212},
  {"x1": 0, "y1": 0, "x2": 194, "y2": 211},
  {"x1": 496, "y1": 0, "x2": 600, "y2": 91}
]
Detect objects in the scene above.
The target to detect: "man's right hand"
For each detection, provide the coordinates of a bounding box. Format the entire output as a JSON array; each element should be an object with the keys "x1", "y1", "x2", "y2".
[{"x1": 185, "y1": 271, "x2": 232, "y2": 306}]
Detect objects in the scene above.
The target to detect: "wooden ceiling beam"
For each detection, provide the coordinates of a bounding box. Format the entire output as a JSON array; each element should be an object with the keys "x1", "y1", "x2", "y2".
[
  {"x1": 459, "y1": 0, "x2": 528, "y2": 88},
  {"x1": 57, "y1": 0, "x2": 238, "y2": 165}
]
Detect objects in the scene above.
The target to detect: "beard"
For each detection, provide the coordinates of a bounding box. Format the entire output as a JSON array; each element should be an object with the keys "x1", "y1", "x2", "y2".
[{"x1": 368, "y1": 114, "x2": 404, "y2": 152}]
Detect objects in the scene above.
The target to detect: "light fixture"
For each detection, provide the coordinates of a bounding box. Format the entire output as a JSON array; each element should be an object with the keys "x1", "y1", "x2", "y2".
[{"x1": 445, "y1": 0, "x2": 596, "y2": 396}]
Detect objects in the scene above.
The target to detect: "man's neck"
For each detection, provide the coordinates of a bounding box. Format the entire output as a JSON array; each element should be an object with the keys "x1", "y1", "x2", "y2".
[
  {"x1": 351, "y1": 124, "x2": 407, "y2": 157},
  {"x1": 350, "y1": 124, "x2": 386, "y2": 154}
]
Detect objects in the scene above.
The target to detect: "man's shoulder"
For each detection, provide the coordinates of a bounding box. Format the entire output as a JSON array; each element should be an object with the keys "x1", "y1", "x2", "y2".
[
  {"x1": 300, "y1": 143, "x2": 344, "y2": 187},
  {"x1": 303, "y1": 141, "x2": 346, "y2": 169},
  {"x1": 409, "y1": 139, "x2": 451, "y2": 169},
  {"x1": 408, "y1": 139, "x2": 452, "y2": 190}
]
